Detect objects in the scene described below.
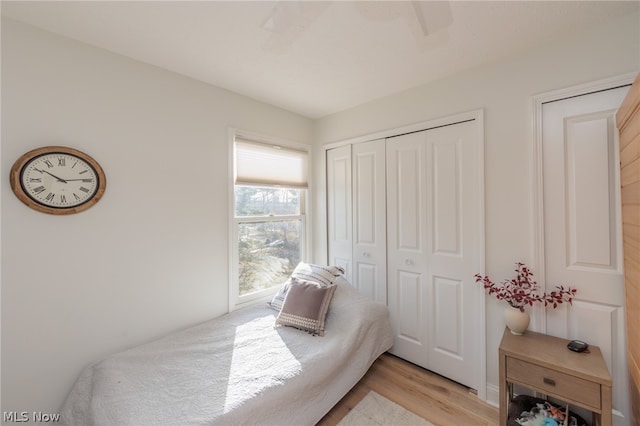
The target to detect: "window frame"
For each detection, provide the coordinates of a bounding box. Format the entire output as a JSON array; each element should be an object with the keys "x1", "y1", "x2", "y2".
[{"x1": 228, "y1": 128, "x2": 311, "y2": 311}]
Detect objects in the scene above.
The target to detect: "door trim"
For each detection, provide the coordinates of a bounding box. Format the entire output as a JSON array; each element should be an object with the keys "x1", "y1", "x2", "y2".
[
  {"x1": 531, "y1": 73, "x2": 636, "y2": 333},
  {"x1": 322, "y1": 109, "x2": 484, "y2": 150}
]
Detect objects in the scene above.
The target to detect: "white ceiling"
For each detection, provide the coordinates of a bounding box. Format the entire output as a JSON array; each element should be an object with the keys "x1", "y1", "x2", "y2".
[{"x1": 2, "y1": 1, "x2": 636, "y2": 118}]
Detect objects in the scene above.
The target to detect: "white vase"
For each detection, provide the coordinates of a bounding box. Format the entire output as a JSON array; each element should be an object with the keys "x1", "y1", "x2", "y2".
[{"x1": 504, "y1": 306, "x2": 530, "y2": 335}]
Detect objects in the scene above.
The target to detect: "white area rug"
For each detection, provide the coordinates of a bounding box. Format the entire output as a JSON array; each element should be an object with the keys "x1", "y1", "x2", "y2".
[{"x1": 337, "y1": 391, "x2": 434, "y2": 426}]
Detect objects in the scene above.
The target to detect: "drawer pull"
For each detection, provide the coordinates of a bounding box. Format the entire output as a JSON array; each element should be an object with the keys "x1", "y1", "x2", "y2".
[{"x1": 543, "y1": 377, "x2": 556, "y2": 386}]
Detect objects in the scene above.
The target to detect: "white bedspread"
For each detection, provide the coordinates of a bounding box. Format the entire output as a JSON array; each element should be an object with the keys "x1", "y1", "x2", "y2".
[{"x1": 60, "y1": 280, "x2": 393, "y2": 425}]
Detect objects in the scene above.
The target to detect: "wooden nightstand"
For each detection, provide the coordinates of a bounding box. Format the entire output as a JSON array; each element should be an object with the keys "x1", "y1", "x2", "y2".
[{"x1": 499, "y1": 328, "x2": 612, "y2": 426}]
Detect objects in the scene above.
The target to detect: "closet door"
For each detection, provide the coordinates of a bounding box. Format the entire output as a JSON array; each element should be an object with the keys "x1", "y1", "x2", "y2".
[
  {"x1": 424, "y1": 120, "x2": 481, "y2": 391},
  {"x1": 326, "y1": 145, "x2": 352, "y2": 280},
  {"x1": 387, "y1": 120, "x2": 482, "y2": 391},
  {"x1": 387, "y1": 132, "x2": 430, "y2": 367},
  {"x1": 352, "y1": 139, "x2": 387, "y2": 304}
]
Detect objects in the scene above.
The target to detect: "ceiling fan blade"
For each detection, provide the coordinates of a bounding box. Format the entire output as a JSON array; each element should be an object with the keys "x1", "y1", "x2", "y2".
[
  {"x1": 262, "y1": 1, "x2": 330, "y2": 50},
  {"x1": 412, "y1": 1, "x2": 453, "y2": 36}
]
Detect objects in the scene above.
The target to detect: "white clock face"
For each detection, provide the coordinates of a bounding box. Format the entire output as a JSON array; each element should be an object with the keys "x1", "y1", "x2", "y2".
[{"x1": 20, "y1": 152, "x2": 100, "y2": 208}]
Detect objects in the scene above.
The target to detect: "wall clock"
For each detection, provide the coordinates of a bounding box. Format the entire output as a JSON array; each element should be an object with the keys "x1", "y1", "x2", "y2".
[{"x1": 10, "y1": 146, "x2": 107, "y2": 215}]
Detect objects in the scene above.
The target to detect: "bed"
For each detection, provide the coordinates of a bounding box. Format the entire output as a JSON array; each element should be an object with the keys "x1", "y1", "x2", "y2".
[{"x1": 59, "y1": 271, "x2": 393, "y2": 425}]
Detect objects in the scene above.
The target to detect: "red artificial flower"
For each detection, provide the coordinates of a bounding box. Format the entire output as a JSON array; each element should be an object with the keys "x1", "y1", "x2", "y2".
[{"x1": 474, "y1": 262, "x2": 576, "y2": 312}]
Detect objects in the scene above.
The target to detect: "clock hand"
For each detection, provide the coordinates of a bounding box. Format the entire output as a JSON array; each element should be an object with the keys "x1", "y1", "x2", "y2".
[{"x1": 34, "y1": 168, "x2": 68, "y2": 183}]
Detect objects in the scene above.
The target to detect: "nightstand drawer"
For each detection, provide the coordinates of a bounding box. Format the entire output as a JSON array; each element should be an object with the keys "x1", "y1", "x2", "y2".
[{"x1": 506, "y1": 357, "x2": 601, "y2": 409}]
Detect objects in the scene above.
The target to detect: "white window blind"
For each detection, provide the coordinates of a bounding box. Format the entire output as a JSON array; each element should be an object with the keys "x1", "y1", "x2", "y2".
[{"x1": 235, "y1": 138, "x2": 308, "y2": 188}]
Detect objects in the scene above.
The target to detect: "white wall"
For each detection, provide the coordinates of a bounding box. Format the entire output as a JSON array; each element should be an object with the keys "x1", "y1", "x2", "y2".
[
  {"x1": 1, "y1": 18, "x2": 312, "y2": 416},
  {"x1": 312, "y1": 10, "x2": 639, "y2": 403}
]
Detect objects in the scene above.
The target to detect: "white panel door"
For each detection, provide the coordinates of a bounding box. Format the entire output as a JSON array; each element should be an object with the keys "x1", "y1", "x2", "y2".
[
  {"x1": 424, "y1": 121, "x2": 482, "y2": 390},
  {"x1": 541, "y1": 86, "x2": 630, "y2": 423},
  {"x1": 352, "y1": 139, "x2": 387, "y2": 304},
  {"x1": 387, "y1": 132, "x2": 429, "y2": 368},
  {"x1": 387, "y1": 120, "x2": 482, "y2": 391},
  {"x1": 326, "y1": 145, "x2": 352, "y2": 280}
]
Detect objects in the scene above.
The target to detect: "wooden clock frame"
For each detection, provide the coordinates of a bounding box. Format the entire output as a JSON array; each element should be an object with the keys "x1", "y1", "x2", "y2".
[{"x1": 10, "y1": 146, "x2": 107, "y2": 215}]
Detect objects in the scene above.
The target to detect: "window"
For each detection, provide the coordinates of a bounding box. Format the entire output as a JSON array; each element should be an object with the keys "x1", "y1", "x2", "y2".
[{"x1": 230, "y1": 133, "x2": 309, "y2": 308}]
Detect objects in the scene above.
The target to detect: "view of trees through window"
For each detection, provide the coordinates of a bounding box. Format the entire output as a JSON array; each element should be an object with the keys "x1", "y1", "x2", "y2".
[{"x1": 235, "y1": 186, "x2": 302, "y2": 296}]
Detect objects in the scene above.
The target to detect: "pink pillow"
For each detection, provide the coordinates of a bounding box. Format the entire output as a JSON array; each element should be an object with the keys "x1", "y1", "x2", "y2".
[{"x1": 275, "y1": 278, "x2": 337, "y2": 336}]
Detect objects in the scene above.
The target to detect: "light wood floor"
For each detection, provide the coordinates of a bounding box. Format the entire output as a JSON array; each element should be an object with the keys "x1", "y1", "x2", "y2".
[{"x1": 317, "y1": 353, "x2": 499, "y2": 426}]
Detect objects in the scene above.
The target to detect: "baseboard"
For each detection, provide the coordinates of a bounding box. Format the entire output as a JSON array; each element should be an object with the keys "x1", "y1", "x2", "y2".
[{"x1": 485, "y1": 383, "x2": 499, "y2": 408}]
